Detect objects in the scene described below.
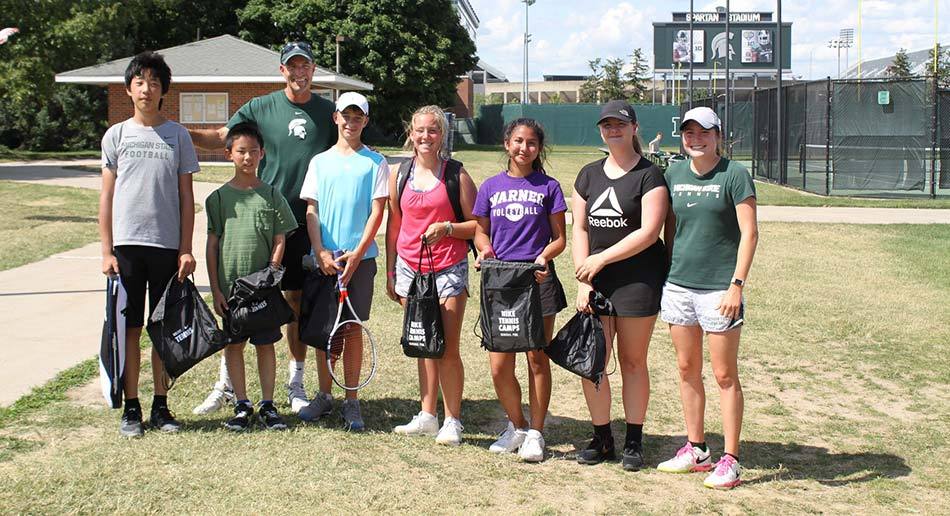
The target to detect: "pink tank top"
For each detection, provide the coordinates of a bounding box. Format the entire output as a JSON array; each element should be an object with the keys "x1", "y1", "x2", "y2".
[{"x1": 397, "y1": 163, "x2": 468, "y2": 272}]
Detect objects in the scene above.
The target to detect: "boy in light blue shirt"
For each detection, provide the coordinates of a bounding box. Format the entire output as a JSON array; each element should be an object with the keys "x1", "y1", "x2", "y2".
[{"x1": 298, "y1": 92, "x2": 389, "y2": 430}]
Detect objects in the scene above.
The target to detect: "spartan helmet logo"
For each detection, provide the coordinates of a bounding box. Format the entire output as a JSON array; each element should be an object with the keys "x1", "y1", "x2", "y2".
[
  {"x1": 288, "y1": 118, "x2": 307, "y2": 139},
  {"x1": 677, "y1": 30, "x2": 689, "y2": 43}
]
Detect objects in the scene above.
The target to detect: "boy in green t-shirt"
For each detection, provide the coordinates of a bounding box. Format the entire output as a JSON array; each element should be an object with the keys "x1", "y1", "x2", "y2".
[{"x1": 206, "y1": 122, "x2": 298, "y2": 431}]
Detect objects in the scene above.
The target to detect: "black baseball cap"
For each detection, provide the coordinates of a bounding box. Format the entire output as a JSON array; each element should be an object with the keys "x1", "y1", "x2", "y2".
[
  {"x1": 280, "y1": 41, "x2": 314, "y2": 65},
  {"x1": 597, "y1": 100, "x2": 637, "y2": 125}
]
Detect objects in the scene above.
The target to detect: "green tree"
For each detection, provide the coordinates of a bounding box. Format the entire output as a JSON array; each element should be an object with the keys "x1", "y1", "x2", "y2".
[
  {"x1": 886, "y1": 48, "x2": 913, "y2": 79},
  {"x1": 0, "y1": 0, "x2": 244, "y2": 151},
  {"x1": 927, "y1": 44, "x2": 950, "y2": 88},
  {"x1": 579, "y1": 58, "x2": 602, "y2": 103},
  {"x1": 599, "y1": 57, "x2": 626, "y2": 101},
  {"x1": 238, "y1": 0, "x2": 477, "y2": 139},
  {"x1": 624, "y1": 48, "x2": 650, "y2": 102}
]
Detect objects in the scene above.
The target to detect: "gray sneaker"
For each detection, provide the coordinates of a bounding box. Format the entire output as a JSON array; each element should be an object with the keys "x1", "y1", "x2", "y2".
[
  {"x1": 341, "y1": 399, "x2": 365, "y2": 432},
  {"x1": 298, "y1": 392, "x2": 333, "y2": 422},
  {"x1": 120, "y1": 407, "x2": 144, "y2": 438}
]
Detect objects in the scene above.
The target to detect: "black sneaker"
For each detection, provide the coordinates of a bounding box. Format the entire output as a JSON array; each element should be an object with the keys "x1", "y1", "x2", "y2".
[
  {"x1": 225, "y1": 402, "x2": 254, "y2": 432},
  {"x1": 120, "y1": 407, "x2": 144, "y2": 438},
  {"x1": 622, "y1": 442, "x2": 645, "y2": 471},
  {"x1": 149, "y1": 405, "x2": 182, "y2": 433},
  {"x1": 576, "y1": 435, "x2": 616, "y2": 465},
  {"x1": 258, "y1": 403, "x2": 287, "y2": 431}
]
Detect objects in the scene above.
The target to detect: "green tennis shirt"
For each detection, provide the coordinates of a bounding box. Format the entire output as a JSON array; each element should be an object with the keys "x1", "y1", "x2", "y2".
[
  {"x1": 206, "y1": 183, "x2": 298, "y2": 293},
  {"x1": 227, "y1": 90, "x2": 336, "y2": 224},
  {"x1": 665, "y1": 158, "x2": 756, "y2": 290}
]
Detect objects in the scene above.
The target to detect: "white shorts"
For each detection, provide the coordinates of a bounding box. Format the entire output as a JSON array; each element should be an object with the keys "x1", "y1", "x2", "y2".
[{"x1": 660, "y1": 282, "x2": 744, "y2": 333}]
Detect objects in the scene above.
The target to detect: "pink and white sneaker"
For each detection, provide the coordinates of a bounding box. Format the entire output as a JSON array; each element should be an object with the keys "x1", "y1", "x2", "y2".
[
  {"x1": 703, "y1": 455, "x2": 741, "y2": 489},
  {"x1": 657, "y1": 442, "x2": 713, "y2": 473}
]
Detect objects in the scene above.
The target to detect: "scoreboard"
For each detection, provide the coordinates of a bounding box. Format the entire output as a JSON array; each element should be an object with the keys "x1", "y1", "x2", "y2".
[{"x1": 653, "y1": 12, "x2": 791, "y2": 74}]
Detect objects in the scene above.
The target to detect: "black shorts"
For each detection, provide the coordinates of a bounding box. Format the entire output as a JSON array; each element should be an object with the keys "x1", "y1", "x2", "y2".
[
  {"x1": 227, "y1": 327, "x2": 282, "y2": 346},
  {"x1": 280, "y1": 226, "x2": 309, "y2": 291},
  {"x1": 114, "y1": 245, "x2": 179, "y2": 328},
  {"x1": 591, "y1": 257, "x2": 666, "y2": 318},
  {"x1": 539, "y1": 261, "x2": 568, "y2": 317}
]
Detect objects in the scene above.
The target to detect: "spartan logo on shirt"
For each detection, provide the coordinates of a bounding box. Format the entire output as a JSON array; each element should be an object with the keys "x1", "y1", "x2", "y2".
[
  {"x1": 288, "y1": 118, "x2": 307, "y2": 139},
  {"x1": 587, "y1": 187, "x2": 628, "y2": 228}
]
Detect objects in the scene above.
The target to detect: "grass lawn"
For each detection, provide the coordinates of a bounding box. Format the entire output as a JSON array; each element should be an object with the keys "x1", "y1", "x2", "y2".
[
  {"x1": 0, "y1": 147, "x2": 100, "y2": 162},
  {"x1": 0, "y1": 181, "x2": 100, "y2": 271},
  {"x1": 0, "y1": 223, "x2": 947, "y2": 513}
]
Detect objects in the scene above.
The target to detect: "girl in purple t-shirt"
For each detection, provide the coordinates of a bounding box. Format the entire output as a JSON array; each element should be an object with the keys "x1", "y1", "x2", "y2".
[{"x1": 473, "y1": 118, "x2": 568, "y2": 462}]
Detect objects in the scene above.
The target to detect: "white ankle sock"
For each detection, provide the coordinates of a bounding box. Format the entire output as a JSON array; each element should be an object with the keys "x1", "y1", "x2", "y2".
[
  {"x1": 217, "y1": 355, "x2": 232, "y2": 390},
  {"x1": 288, "y1": 360, "x2": 305, "y2": 384}
]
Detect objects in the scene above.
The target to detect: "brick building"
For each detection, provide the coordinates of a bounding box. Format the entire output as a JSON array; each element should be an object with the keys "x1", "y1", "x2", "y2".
[{"x1": 55, "y1": 35, "x2": 373, "y2": 160}]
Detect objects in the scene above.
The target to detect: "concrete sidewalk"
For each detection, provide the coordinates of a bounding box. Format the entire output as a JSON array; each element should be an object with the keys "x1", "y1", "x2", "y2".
[
  {"x1": 0, "y1": 162, "x2": 948, "y2": 406},
  {"x1": 0, "y1": 164, "x2": 217, "y2": 406}
]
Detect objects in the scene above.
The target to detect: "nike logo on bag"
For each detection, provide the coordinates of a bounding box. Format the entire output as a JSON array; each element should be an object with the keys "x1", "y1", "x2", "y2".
[{"x1": 687, "y1": 202, "x2": 698, "y2": 207}]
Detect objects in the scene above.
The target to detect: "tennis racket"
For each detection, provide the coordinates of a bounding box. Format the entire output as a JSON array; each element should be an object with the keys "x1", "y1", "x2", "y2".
[{"x1": 325, "y1": 250, "x2": 377, "y2": 390}]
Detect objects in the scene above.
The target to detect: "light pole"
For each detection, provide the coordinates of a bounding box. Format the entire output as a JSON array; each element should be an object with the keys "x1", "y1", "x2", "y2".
[
  {"x1": 838, "y1": 28, "x2": 854, "y2": 72},
  {"x1": 335, "y1": 35, "x2": 345, "y2": 73},
  {"x1": 523, "y1": 0, "x2": 536, "y2": 105},
  {"x1": 828, "y1": 38, "x2": 842, "y2": 79}
]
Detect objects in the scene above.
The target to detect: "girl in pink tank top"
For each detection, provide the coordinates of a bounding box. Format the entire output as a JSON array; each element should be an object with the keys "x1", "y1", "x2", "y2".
[
  {"x1": 384, "y1": 105, "x2": 478, "y2": 445},
  {"x1": 396, "y1": 160, "x2": 468, "y2": 272}
]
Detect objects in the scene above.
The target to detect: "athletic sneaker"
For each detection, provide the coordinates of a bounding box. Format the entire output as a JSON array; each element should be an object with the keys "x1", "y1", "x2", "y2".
[
  {"x1": 298, "y1": 392, "x2": 333, "y2": 422},
  {"x1": 435, "y1": 417, "x2": 464, "y2": 446},
  {"x1": 225, "y1": 402, "x2": 254, "y2": 432},
  {"x1": 576, "y1": 434, "x2": 616, "y2": 465},
  {"x1": 149, "y1": 406, "x2": 181, "y2": 433},
  {"x1": 393, "y1": 411, "x2": 439, "y2": 436},
  {"x1": 622, "y1": 442, "x2": 645, "y2": 471},
  {"x1": 704, "y1": 455, "x2": 741, "y2": 489},
  {"x1": 489, "y1": 421, "x2": 527, "y2": 454},
  {"x1": 657, "y1": 442, "x2": 713, "y2": 473},
  {"x1": 287, "y1": 381, "x2": 309, "y2": 414},
  {"x1": 192, "y1": 384, "x2": 235, "y2": 415},
  {"x1": 120, "y1": 407, "x2": 144, "y2": 438},
  {"x1": 257, "y1": 402, "x2": 287, "y2": 431},
  {"x1": 341, "y1": 399, "x2": 365, "y2": 432},
  {"x1": 518, "y1": 429, "x2": 545, "y2": 463}
]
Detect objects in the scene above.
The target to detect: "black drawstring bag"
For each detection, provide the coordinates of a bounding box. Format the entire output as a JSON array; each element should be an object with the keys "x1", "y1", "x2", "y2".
[
  {"x1": 477, "y1": 259, "x2": 545, "y2": 353},
  {"x1": 299, "y1": 266, "x2": 338, "y2": 348},
  {"x1": 544, "y1": 290, "x2": 613, "y2": 387},
  {"x1": 147, "y1": 276, "x2": 226, "y2": 385},
  {"x1": 224, "y1": 265, "x2": 295, "y2": 342},
  {"x1": 400, "y1": 240, "x2": 445, "y2": 359}
]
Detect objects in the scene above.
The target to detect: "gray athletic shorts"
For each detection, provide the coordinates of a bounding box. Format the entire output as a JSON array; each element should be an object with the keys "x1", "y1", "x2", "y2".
[
  {"x1": 345, "y1": 258, "x2": 377, "y2": 321},
  {"x1": 394, "y1": 255, "x2": 468, "y2": 299},
  {"x1": 660, "y1": 281, "x2": 744, "y2": 333}
]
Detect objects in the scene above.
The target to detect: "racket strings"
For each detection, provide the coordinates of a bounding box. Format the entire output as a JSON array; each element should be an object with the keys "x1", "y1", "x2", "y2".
[{"x1": 328, "y1": 322, "x2": 375, "y2": 390}]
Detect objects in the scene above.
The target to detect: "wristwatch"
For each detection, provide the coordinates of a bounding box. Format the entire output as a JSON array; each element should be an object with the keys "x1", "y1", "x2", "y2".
[{"x1": 732, "y1": 278, "x2": 745, "y2": 287}]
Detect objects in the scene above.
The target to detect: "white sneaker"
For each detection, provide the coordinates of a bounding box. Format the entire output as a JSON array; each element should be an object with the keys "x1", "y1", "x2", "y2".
[
  {"x1": 393, "y1": 411, "x2": 439, "y2": 436},
  {"x1": 657, "y1": 442, "x2": 713, "y2": 473},
  {"x1": 287, "y1": 381, "x2": 309, "y2": 414},
  {"x1": 488, "y1": 421, "x2": 527, "y2": 454},
  {"x1": 435, "y1": 417, "x2": 464, "y2": 446},
  {"x1": 192, "y1": 385, "x2": 234, "y2": 415},
  {"x1": 518, "y1": 429, "x2": 545, "y2": 462},
  {"x1": 704, "y1": 455, "x2": 741, "y2": 489}
]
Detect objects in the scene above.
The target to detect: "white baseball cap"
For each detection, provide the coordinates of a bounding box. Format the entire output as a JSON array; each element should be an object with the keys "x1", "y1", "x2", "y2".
[
  {"x1": 680, "y1": 107, "x2": 721, "y2": 130},
  {"x1": 336, "y1": 92, "x2": 369, "y2": 115}
]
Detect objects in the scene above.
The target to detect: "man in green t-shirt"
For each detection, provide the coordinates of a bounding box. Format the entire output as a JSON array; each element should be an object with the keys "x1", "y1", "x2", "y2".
[{"x1": 190, "y1": 42, "x2": 336, "y2": 414}]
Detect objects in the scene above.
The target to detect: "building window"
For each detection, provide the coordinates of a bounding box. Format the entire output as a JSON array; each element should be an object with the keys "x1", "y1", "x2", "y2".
[{"x1": 180, "y1": 93, "x2": 229, "y2": 123}]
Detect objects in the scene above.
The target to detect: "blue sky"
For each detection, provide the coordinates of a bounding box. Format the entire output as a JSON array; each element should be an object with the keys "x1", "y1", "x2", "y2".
[{"x1": 469, "y1": 0, "x2": 949, "y2": 80}]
